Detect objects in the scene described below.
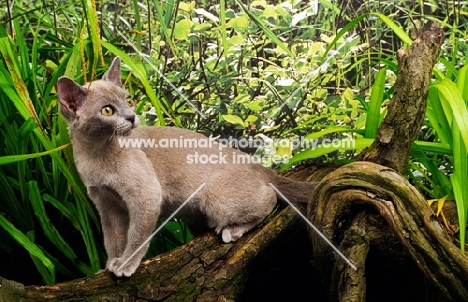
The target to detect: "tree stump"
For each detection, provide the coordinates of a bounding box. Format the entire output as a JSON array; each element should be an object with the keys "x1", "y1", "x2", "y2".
[
  {"x1": 308, "y1": 22, "x2": 468, "y2": 301},
  {"x1": 360, "y1": 22, "x2": 445, "y2": 174}
]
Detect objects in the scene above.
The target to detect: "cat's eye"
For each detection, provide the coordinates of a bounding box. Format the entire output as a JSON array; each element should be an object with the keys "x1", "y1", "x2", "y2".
[
  {"x1": 125, "y1": 98, "x2": 134, "y2": 107},
  {"x1": 101, "y1": 106, "x2": 114, "y2": 116}
]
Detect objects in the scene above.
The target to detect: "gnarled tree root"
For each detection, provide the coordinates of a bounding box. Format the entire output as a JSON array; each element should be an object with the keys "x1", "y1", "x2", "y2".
[{"x1": 308, "y1": 161, "x2": 468, "y2": 301}]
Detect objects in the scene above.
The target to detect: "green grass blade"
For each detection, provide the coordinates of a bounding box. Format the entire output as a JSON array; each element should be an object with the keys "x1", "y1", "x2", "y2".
[
  {"x1": 365, "y1": 68, "x2": 387, "y2": 138},
  {"x1": 219, "y1": 0, "x2": 228, "y2": 58},
  {"x1": 323, "y1": 13, "x2": 412, "y2": 60},
  {"x1": 235, "y1": 0, "x2": 293, "y2": 57},
  {"x1": 279, "y1": 138, "x2": 374, "y2": 171},
  {"x1": 131, "y1": 0, "x2": 142, "y2": 49},
  {"x1": 371, "y1": 13, "x2": 412, "y2": 45},
  {"x1": 153, "y1": 0, "x2": 178, "y2": 56},
  {"x1": 322, "y1": 14, "x2": 367, "y2": 59},
  {"x1": 436, "y1": 79, "x2": 468, "y2": 151},
  {"x1": 456, "y1": 65, "x2": 468, "y2": 102},
  {"x1": 0, "y1": 37, "x2": 42, "y2": 128},
  {"x1": 0, "y1": 171, "x2": 32, "y2": 231},
  {"x1": 412, "y1": 141, "x2": 452, "y2": 155},
  {"x1": 0, "y1": 215, "x2": 55, "y2": 284},
  {"x1": 451, "y1": 125, "x2": 467, "y2": 252},
  {"x1": 0, "y1": 144, "x2": 70, "y2": 166},
  {"x1": 426, "y1": 85, "x2": 453, "y2": 146},
  {"x1": 30, "y1": 253, "x2": 55, "y2": 285},
  {"x1": 410, "y1": 150, "x2": 452, "y2": 198},
  {"x1": 42, "y1": 194, "x2": 80, "y2": 229},
  {"x1": 84, "y1": 0, "x2": 104, "y2": 74},
  {"x1": 28, "y1": 181, "x2": 93, "y2": 275},
  {"x1": 305, "y1": 126, "x2": 359, "y2": 140},
  {"x1": 75, "y1": 192, "x2": 101, "y2": 271}
]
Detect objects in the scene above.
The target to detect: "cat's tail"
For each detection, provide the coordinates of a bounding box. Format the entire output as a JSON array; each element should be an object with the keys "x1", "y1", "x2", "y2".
[{"x1": 270, "y1": 174, "x2": 318, "y2": 204}]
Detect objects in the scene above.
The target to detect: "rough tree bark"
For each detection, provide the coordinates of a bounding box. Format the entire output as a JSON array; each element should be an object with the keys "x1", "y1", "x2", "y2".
[
  {"x1": 308, "y1": 22, "x2": 468, "y2": 301},
  {"x1": 360, "y1": 22, "x2": 444, "y2": 174},
  {"x1": 1, "y1": 22, "x2": 466, "y2": 302},
  {"x1": 308, "y1": 162, "x2": 468, "y2": 301}
]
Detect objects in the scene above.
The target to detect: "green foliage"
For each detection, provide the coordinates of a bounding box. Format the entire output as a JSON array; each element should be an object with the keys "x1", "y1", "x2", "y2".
[
  {"x1": 1, "y1": 0, "x2": 468, "y2": 285},
  {"x1": 422, "y1": 66, "x2": 468, "y2": 252},
  {"x1": 0, "y1": 3, "x2": 104, "y2": 284}
]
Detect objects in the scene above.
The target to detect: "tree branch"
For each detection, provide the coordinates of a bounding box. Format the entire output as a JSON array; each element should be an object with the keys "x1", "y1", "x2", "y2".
[{"x1": 360, "y1": 22, "x2": 445, "y2": 174}]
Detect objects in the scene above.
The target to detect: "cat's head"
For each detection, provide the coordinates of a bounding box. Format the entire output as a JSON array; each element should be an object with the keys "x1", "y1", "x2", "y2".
[{"x1": 57, "y1": 57, "x2": 138, "y2": 137}]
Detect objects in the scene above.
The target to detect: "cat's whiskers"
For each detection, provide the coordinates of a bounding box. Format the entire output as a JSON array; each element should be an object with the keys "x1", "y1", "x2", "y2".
[
  {"x1": 110, "y1": 129, "x2": 124, "y2": 141},
  {"x1": 108, "y1": 130, "x2": 117, "y2": 143},
  {"x1": 109, "y1": 123, "x2": 132, "y2": 142}
]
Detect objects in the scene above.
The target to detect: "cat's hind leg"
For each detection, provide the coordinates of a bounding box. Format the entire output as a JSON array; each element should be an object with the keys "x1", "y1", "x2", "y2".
[
  {"x1": 216, "y1": 185, "x2": 277, "y2": 243},
  {"x1": 220, "y1": 221, "x2": 263, "y2": 243}
]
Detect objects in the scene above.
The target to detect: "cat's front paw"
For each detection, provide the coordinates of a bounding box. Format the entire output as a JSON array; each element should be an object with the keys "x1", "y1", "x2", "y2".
[{"x1": 107, "y1": 257, "x2": 140, "y2": 277}]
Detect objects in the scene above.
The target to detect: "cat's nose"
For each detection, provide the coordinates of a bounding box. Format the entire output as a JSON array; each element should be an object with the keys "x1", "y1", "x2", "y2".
[{"x1": 125, "y1": 114, "x2": 135, "y2": 124}]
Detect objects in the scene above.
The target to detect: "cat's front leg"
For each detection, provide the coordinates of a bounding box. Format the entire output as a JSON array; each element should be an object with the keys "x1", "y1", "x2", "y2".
[
  {"x1": 88, "y1": 186, "x2": 129, "y2": 264},
  {"x1": 107, "y1": 180, "x2": 162, "y2": 277}
]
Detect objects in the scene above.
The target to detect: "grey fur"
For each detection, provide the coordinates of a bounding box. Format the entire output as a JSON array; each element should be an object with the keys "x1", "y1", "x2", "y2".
[{"x1": 57, "y1": 57, "x2": 316, "y2": 277}]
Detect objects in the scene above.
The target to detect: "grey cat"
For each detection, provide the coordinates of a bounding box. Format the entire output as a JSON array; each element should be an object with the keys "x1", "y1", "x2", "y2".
[{"x1": 57, "y1": 57, "x2": 316, "y2": 277}]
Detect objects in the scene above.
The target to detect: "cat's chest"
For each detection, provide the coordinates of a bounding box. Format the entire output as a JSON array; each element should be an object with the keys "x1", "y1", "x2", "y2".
[
  {"x1": 75, "y1": 156, "x2": 116, "y2": 187},
  {"x1": 73, "y1": 147, "x2": 156, "y2": 188}
]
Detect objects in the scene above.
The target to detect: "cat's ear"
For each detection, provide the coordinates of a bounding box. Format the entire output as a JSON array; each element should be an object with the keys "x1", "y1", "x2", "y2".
[
  {"x1": 57, "y1": 77, "x2": 88, "y2": 117},
  {"x1": 102, "y1": 57, "x2": 122, "y2": 87}
]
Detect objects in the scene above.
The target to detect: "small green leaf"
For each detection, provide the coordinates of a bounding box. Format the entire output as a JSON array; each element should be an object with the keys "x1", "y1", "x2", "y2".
[
  {"x1": 251, "y1": 0, "x2": 267, "y2": 8},
  {"x1": 193, "y1": 23, "x2": 212, "y2": 33},
  {"x1": 262, "y1": 6, "x2": 277, "y2": 19},
  {"x1": 245, "y1": 115, "x2": 258, "y2": 123},
  {"x1": 226, "y1": 16, "x2": 249, "y2": 31},
  {"x1": 227, "y1": 35, "x2": 245, "y2": 46},
  {"x1": 246, "y1": 100, "x2": 263, "y2": 112},
  {"x1": 275, "y1": 139, "x2": 292, "y2": 158},
  {"x1": 174, "y1": 19, "x2": 192, "y2": 40},
  {"x1": 222, "y1": 114, "x2": 244, "y2": 126}
]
